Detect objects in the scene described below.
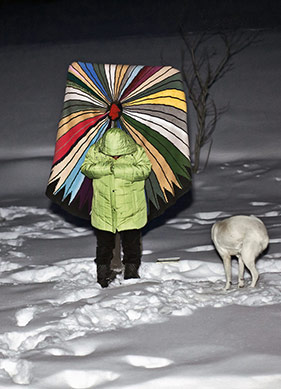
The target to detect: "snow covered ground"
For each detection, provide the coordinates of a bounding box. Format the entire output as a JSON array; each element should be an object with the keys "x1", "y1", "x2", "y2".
[{"x1": 0, "y1": 158, "x2": 281, "y2": 388}]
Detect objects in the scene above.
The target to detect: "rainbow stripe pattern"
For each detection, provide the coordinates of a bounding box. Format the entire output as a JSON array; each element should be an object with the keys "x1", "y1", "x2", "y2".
[{"x1": 46, "y1": 62, "x2": 192, "y2": 220}]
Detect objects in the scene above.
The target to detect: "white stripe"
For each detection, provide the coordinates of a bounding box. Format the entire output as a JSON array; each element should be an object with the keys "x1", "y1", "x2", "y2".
[
  {"x1": 124, "y1": 67, "x2": 178, "y2": 101},
  {"x1": 64, "y1": 87, "x2": 106, "y2": 107},
  {"x1": 104, "y1": 64, "x2": 115, "y2": 100},
  {"x1": 124, "y1": 110, "x2": 190, "y2": 155}
]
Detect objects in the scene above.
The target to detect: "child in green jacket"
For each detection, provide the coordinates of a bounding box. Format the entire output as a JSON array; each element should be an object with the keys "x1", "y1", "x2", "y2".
[{"x1": 81, "y1": 127, "x2": 152, "y2": 287}]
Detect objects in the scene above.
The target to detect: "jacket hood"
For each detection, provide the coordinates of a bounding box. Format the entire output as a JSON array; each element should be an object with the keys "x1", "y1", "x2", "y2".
[{"x1": 99, "y1": 127, "x2": 137, "y2": 156}]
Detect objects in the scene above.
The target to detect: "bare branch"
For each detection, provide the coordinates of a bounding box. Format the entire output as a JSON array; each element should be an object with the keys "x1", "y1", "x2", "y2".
[{"x1": 180, "y1": 28, "x2": 261, "y2": 173}]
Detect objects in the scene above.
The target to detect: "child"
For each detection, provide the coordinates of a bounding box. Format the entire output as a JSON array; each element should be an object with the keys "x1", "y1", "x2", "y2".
[{"x1": 81, "y1": 127, "x2": 152, "y2": 287}]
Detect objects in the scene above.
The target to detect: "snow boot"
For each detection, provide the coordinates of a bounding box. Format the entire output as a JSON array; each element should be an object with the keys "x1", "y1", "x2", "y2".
[
  {"x1": 124, "y1": 263, "x2": 140, "y2": 280},
  {"x1": 97, "y1": 265, "x2": 116, "y2": 288}
]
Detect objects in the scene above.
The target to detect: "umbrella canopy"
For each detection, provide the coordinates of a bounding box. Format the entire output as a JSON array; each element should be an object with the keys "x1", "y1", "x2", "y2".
[{"x1": 46, "y1": 62, "x2": 192, "y2": 221}]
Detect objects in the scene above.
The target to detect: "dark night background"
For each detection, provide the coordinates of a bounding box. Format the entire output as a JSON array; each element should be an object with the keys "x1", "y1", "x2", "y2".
[{"x1": 1, "y1": 0, "x2": 281, "y2": 46}]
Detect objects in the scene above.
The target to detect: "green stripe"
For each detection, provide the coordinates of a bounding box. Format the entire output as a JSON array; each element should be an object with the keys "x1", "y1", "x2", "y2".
[
  {"x1": 61, "y1": 100, "x2": 103, "y2": 118},
  {"x1": 123, "y1": 114, "x2": 191, "y2": 183},
  {"x1": 145, "y1": 172, "x2": 166, "y2": 210},
  {"x1": 67, "y1": 74, "x2": 105, "y2": 103},
  {"x1": 93, "y1": 64, "x2": 112, "y2": 100},
  {"x1": 124, "y1": 75, "x2": 185, "y2": 104}
]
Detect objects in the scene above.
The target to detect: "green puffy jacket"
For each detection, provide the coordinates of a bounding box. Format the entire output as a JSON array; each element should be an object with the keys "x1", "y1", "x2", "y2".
[{"x1": 81, "y1": 128, "x2": 152, "y2": 233}]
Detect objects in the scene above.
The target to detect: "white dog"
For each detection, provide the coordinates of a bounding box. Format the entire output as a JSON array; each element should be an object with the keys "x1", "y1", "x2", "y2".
[{"x1": 211, "y1": 215, "x2": 269, "y2": 289}]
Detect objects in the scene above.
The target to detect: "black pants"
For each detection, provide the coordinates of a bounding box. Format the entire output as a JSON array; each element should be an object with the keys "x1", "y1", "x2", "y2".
[{"x1": 95, "y1": 229, "x2": 142, "y2": 267}]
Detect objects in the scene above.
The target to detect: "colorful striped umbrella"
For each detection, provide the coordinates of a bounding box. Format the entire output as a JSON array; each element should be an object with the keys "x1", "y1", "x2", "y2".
[{"x1": 46, "y1": 62, "x2": 192, "y2": 221}]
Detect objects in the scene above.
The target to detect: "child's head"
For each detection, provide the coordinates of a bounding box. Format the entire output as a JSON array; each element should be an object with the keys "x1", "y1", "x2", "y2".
[{"x1": 100, "y1": 127, "x2": 137, "y2": 156}]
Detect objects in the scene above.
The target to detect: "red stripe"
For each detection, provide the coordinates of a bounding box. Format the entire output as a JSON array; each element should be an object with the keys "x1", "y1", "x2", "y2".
[
  {"x1": 121, "y1": 66, "x2": 162, "y2": 101},
  {"x1": 53, "y1": 114, "x2": 106, "y2": 164}
]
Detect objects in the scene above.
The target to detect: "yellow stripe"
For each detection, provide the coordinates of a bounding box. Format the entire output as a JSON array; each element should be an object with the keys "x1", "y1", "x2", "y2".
[
  {"x1": 124, "y1": 89, "x2": 187, "y2": 112},
  {"x1": 114, "y1": 65, "x2": 129, "y2": 100}
]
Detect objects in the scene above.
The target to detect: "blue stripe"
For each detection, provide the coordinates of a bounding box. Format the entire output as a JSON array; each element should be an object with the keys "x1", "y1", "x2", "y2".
[
  {"x1": 55, "y1": 124, "x2": 108, "y2": 202},
  {"x1": 79, "y1": 62, "x2": 110, "y2": 101},
  {"x1": 120, "y1": 65, "x2": 144, "y2": 99}
]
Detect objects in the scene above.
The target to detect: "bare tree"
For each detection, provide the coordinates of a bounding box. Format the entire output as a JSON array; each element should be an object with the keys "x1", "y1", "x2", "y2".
[{"x1": 180, "y1": 29, "x2": 260, "y2": 173}]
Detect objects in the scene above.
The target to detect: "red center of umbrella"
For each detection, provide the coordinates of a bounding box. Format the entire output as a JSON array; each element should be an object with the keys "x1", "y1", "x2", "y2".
[{"x1": 109, "y1": 102, "x2": 122, "y2": 120}]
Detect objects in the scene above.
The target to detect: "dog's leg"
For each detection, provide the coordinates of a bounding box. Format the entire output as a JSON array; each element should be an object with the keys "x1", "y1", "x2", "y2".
[
  {"x1": 242, "y1": 242, "x2": 259, "y2": 288},
  {"x1": 247, "y1": 259, "x2": 259, "y2": 287},
  {"x1": 237, "y1": 254, "x2": 245, "y2": 288},
  {"x1": 221, "y1": 254, "x2": 232, "y2": 290}
]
